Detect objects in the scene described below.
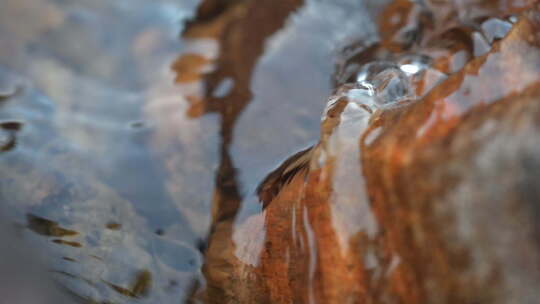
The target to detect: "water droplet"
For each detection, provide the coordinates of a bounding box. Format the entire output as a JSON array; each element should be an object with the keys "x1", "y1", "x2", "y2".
[
  {"x1": 356, "y1": 61, "x2": 412, "y2": 105},
  {"x1": 481, "y1": 18, "x2": 512, "y2": 44}
]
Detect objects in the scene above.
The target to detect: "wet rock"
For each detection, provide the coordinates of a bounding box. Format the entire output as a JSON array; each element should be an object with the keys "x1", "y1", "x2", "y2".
[{"x1": 203, "y1": 2, "x2": 540, "y2": 303}]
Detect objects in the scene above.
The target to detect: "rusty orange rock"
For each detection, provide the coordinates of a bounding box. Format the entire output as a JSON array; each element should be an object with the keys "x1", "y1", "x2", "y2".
[{"x1": 194, "y1": 1, "x2": 540, "y2": 303}]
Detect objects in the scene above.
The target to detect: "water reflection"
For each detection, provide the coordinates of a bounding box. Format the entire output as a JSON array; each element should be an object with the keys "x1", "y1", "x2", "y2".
[{"x1": 0, "y1": 0, "x2": 206, "y2": 302}]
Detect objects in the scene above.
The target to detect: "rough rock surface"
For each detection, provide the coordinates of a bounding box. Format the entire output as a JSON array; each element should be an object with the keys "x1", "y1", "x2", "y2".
[{"x1": 198, "y1": 1, "x2": 540, "y2": 303}]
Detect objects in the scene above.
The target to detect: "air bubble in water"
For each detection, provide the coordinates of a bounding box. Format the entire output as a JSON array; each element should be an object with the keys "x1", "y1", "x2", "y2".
[
  {"x1": 356, "y1": 62, "x2": 411, "y2": 105},
  {"x1": 357, "y1": 62, "x2": 412, "y2": 105},
  {"x1": 373, "y1": 68, "x2": 411, "y2": 105}
]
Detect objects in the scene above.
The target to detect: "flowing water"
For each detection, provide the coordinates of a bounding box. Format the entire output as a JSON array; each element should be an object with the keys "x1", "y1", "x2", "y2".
[{"x1": 0, "y1": 0, "x2": 536, "y2": 303}]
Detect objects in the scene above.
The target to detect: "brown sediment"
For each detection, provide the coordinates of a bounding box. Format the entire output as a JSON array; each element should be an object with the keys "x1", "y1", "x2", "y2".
[
  {"x1": 101, "y1": 270, "x2": 152, "y2": 299},
  {"x1": 130, "y1": 270, "x2": 152, "y2": 298},
  {"x1": 52, "y1": 239, "x2": 83, "y2": 248},
  {"x1": 27, "y1": 214, "x2": 79, "y2": 237},
  {"x1": 105, "y1": 222, "x2": 121, "y2": 230}
]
